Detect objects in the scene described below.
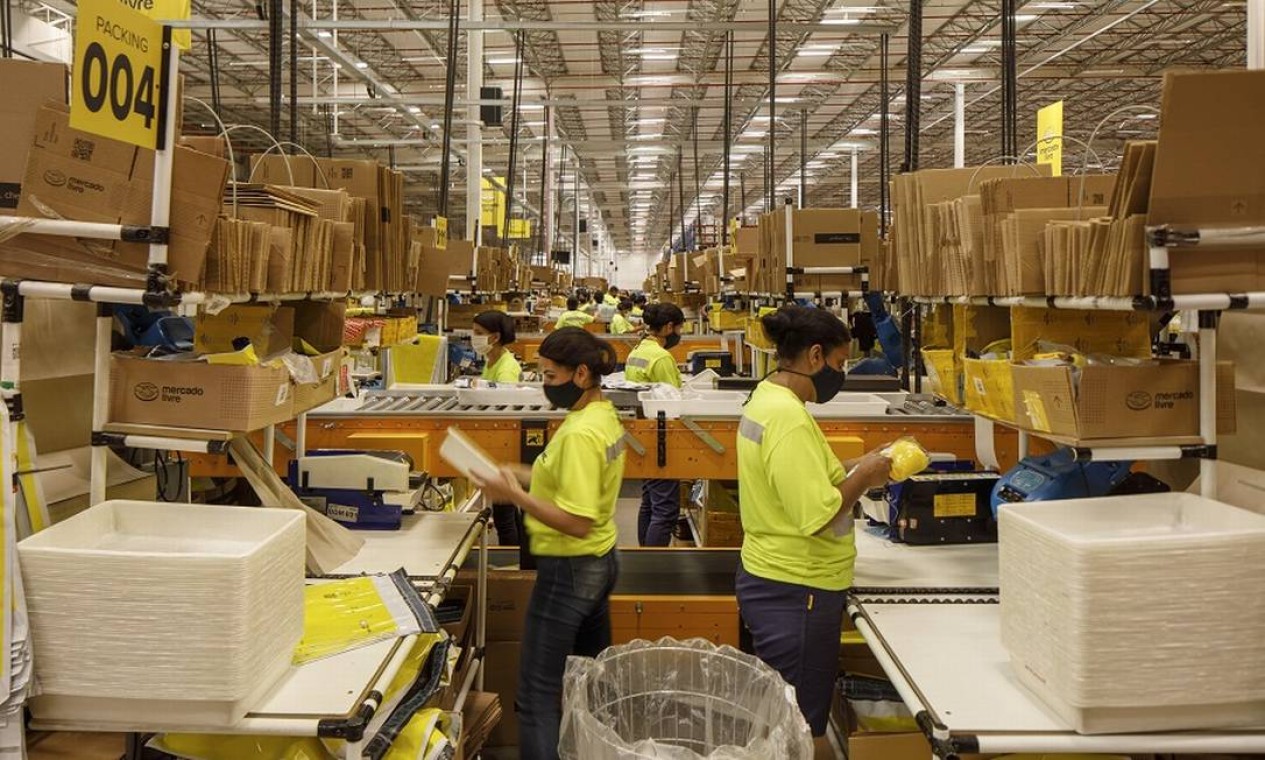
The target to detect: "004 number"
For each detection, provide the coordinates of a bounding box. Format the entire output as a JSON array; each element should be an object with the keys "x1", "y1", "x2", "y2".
[{"x1": 79, "y1": 42, "x2": 157, "y2": 128}]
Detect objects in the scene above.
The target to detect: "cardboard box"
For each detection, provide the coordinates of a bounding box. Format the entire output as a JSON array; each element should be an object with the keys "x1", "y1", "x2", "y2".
[
  {"x1": 734, "y1": 226, "x2": 759, "y2": 257},
  {"x1": 483, "y1": 641, "x2": 521, "y2": 747},
  {"x1": 1011, "y1": 360, "x2": 1237, "y2": 440},
  {"x1": 1010, "y1": 306, "x2": 1152, "y2": 361},
  {"x1": 8, "y1": 104, "x2": 229, "y2": 288},
  {"x1": 0, "y1": 60, "x2": 67, "y2": 209},
  {"x1": 1149, "y1": 70, "x2": 1265, "y2": 294},
  {"x1": 194, "y1": 304, "x2": 296, "y2": 357},
  {"x1": 109, "y1": 354, "x2": 295, "y2": 432},
  {"x1": 456, "y1": 568, "x2": 535, "y2": 642}
]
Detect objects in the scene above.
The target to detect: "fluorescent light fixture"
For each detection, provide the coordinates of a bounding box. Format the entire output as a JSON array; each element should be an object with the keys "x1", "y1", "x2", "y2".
[
  {"x1": 407, "y1": 106, "x2": 422, "y2": 114},
  {"x1": 1029, "y1": 1, "x2": 1077, "y2": 8},
  {"x1": 354, "y1": 61, "x2": 370, "y2": 69},
  {"x1": 961, "y1": 47, "x2": 990, "y2": 54},
  {"x1": 316, "y1": 30, "x2": 333, "y2": 38},
  {"x1": 743, "y1": 131, "x2": 768, "y2": 139},
  {"x1": 850, "y1": 128, "x2": 878, "y2": 135},
  {"x1": 797, "y1": 49, "x2": 835, "y2": 57},
  {"x1": 1135, "y1": 113, "x2": 1158, "y2": 120},
  {"x1": 640, "y1": 53, "x2": 679, "y2": 61},
  {"x1": 1015, "y1": 14, "x2": 1038, "y2": 21},
  {"x1": 488, "y1": 57, "x2": 521, "y2": 65},
  {"x1": 636, "y1": 117, "x2": 666, "y2": 124},
  {"x1": 821, "y1": 18, "x2": 861, "y2": 25},
  {"x1": 621, "y1": 9, "x2": 673, "y2": 17}
]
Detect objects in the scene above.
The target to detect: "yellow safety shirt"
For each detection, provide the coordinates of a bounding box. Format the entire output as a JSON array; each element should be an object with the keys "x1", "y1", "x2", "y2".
[
  {"x1": 603, "y1": 293, "x2": 620, "y2": 306},
  {"x1": 610, "y1": 313, "x2": 635, "y2": 335},
  {"x1": 555, "y1": 310, "x2": 595, "y2": 329},
  {"x1": 631, "y1": 306, "x2": 644, "y2": 318},
  {"x1": 624, "y1": 338, "x2": 681, "y2": 388},
  {"x1": 526, "y1": 400, "x2": 626, "y2": 557},
  {"x1": 737, "y1": 381, "x2": 855, "y2": 591},
  {"x1": 481, "y1": 351, "x2": 522, "y2": 383}
]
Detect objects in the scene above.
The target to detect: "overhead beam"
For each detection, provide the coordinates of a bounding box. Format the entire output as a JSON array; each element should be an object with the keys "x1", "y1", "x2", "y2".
[{"x1": 171, "y1": 17, "x2": 898, "y2": 33}]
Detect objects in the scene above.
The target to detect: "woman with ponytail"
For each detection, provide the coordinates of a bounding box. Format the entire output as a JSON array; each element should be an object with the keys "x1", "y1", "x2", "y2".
[
  {"x1": 472, "y1": 327, "x2": 626, "y2": 760},
  {"x1": 735, "y1": 306, "x2": 893, "y2": 751}
]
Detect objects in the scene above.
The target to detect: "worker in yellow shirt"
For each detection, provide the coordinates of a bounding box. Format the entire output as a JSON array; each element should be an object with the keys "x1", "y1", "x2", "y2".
[
  {"x1": 630, "y1": 294, "x2": 646, "y2": 320},
  {"x1": 735, "y1": 305, "x2": 895, "y2": 749},
  {"x1": 472, "y1": 328, "x2": 625, "y2": 760},
  {"x1": 624, "y1": 303, "x2": 685, "y2": 546},
  {"x1": 472, "y1": 310, "x2": 523, "y2": 383},
  {"x1": 609, "y1": 299, "x2": 636, "y2": 335},
  {"x1": 554, "y1": 297, "x2": 594, "y2": 330},
  {"x1": 472, "y1": 310, "x2": 526, "y2": 547},
  {"x1": 603, "y1": 285, "x2": 621, "y2": 307}
]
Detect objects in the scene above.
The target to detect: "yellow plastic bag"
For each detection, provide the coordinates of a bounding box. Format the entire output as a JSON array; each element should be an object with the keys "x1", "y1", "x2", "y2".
[
  {"x1": 203, "y1": 343, "x2": 260, "y2": 366},
  {"x1": 294, "y1": 576, "x2": 426, "y2": 665},
  {"x1": 882, "y1": 437, "x2": 930, "y2": 482},
  {"x1": 382, "y1": 707, "x2": 460, "y2": 760},
  {"x1": 150, "y1": 734, "x2": 334, "y2": 760}
]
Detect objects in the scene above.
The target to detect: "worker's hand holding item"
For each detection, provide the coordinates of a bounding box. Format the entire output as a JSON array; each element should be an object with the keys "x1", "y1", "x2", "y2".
[
  {"x1": 469, "y1": 465, "x2": 526, "y2": 505},
  {"x1": 506, "y1": 462, "x2": 533, "y2": 487},
  {"x1": 849, "y1": 451, "x2": 894, "y2": 490},
  {"x1": 881, "y1": 437, "x2": 930, "y2": 482}
]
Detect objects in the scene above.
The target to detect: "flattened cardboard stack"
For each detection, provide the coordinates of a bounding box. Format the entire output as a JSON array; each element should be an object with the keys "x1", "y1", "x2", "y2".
[
  {"x1": 250, "y1": 155, "x2": 405, "y2": 292},
  {"x1": 751, "y1": 208, "x2": 878, "y2": 295}
]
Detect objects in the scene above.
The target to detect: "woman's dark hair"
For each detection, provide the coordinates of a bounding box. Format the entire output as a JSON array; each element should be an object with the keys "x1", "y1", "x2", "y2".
[
  {"x1": 566, "y1": 297, "x2": 579, "y2": 310},
  {"x1": 634, "y1": 294, "x2": 647, "y2": 306},
  {"x1": 617, "y1": 299, "x2": 633, "y2": 312},
  {"x1": 643, "y1": 303, "x2": 685, "y2": 331},
  {"x1": 473, "y1": 310, "x2": 516, "y2": 346},
  {"x1": 539, "y1": 327, "x2": 618, "y2": 378},
  {"x1": 761, "y1": 305, "x2": 851, "y2": 361}
]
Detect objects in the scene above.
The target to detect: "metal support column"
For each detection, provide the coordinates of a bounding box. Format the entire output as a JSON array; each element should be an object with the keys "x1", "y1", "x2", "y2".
[
  {"x1": 850, "y1": 148, "x2": 859, "y2": 209},
  {"x1": 572, "y1": 149, "x2": 581, "y2": 275},
  {"x1": 1000, "y1": 0, "x2": 1018, "y2": 162},
  {"x1": 902, "y1": 1, "x2": 922, "y2": 173},
  {"x1": 1251, "y1": 0, "x2": 1264, "y2": 70},
  {"x1": 542, "y1": 107, "x2": 555, "y2": 255},
  {"x1": 268, "y1": 0, "x2": 282, "y2": 138},
  {"x1": 879, "y1": 32, "x2": 891, "y2": 236},
  {"x1": 799, "y1": 109, "x2": 808, "y2": 208},
  {"x1": 437, "y1": 0, "x2": 461, "y2": 223},
  {"x1": 466, "y1": 0, "x2": 484, "y2": 247},
  {"x1": 1198, "y1": 311, "x2": 1218, "y2": 499},
  {"x1": 722, "y1": 30, "x2": 734, "y2": 245},
  {"x1": 954, "y1": 82, "x2": 966, "y2": 168}
]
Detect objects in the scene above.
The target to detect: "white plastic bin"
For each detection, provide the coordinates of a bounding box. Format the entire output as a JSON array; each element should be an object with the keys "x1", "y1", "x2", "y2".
[
  {"x1": 559, "y1": 637, "x2": 813, "y2": 759},
  {"x1": 20, "y1": 501, "x2": 306, "y2": 726},
  {"x1": 999, "y1": 493, "x2": 1265, "y2": 734}
]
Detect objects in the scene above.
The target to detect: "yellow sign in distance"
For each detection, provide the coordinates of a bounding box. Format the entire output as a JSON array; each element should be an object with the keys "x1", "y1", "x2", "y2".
[
  {"x1": 1036, "y1": 100, "x2": 1064, "y2": 177},
  {"x1": 433, "y1": 216, "x2": 448, "y2": 250},
  {"x1": 72, "y1": 0, "x2": 168, "y2": 149}
]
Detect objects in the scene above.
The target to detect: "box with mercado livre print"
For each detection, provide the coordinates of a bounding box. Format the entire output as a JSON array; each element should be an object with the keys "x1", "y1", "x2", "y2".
[{"x1": 109, "y1": 354, "x2": 295, "y2": 433}]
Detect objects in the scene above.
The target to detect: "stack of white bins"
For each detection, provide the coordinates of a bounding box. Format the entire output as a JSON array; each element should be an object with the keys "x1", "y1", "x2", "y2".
[
  {"x1": 18, "y1": 501, "x2": 306, "y2": 727},
  {"x1": 999, "y1": 493, "x2": 1265, "y2": 734}
]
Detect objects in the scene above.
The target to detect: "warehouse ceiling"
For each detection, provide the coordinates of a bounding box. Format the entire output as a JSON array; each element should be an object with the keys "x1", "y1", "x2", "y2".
[{"x1": 20, "y1": 0, "x2": 1250, "y2": 262}]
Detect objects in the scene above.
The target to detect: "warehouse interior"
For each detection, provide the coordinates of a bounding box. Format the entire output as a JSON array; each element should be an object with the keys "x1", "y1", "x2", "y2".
[{"x1": 0, "y1": 1, "x2": 1264, "y2": 759}]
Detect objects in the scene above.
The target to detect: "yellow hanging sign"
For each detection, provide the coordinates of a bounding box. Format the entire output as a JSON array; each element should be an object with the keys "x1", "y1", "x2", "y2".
[
  {"x1": 433, "y1": 216, "x2": 448, "y2": 250},
  {"x1": 71, "y1": 0, "x2": 169, "y2": 149},
  {"x1": 1036, "y1": 100, "x2": 1064, "y2": 177},
  {"x1": 506, "y1": 218, "x2": 532, "y2": 239}
]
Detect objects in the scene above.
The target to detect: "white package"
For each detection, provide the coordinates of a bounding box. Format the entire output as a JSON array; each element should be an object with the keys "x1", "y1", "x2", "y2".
[
  {"x1": 999, "y1": 493, "x2": 1265, "y2": 734},
  {"x1": 440, "y1": 427, "x2": 499, "y2": 481},
  {"x1": 19, "y1": 501, "x2": 305, "y2": 726}
]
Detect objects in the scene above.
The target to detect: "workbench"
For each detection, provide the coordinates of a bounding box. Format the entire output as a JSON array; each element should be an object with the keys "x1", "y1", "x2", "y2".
[{"x1": 32, "y1": 503, "x2": 492, "y2": 760}]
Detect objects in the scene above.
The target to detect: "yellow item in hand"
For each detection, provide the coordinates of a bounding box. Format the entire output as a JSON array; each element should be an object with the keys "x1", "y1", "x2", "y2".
[
  {"x1": 204, "y1": 343, "x2": 260, "y2": 366},
  {"x1": 882, "y1": 438, "x2": 930, "y2": 482}
]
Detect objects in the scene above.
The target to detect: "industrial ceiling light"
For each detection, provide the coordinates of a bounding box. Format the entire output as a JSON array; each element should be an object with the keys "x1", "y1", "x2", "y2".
[
  {"x1": 488, "y1": 57, "x2": 521, "y2": 65},
  {"x1": 354, "y1": 61, "x2": 370, "y2": 69}
]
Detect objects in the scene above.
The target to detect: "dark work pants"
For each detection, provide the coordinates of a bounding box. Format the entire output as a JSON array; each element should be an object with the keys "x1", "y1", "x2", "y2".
[
  {"x1": 490, "y1": 503, "x2": 521, "y2": 546},
  {"x1": 638, "y1": 478, "x2": 681, "y2": 546},
  {"x1": 735, "y1": 563, "x2": 847, "y2": 736},
  {"x1": 517, "y1": 550, "x2": 619, "y2": 760}
]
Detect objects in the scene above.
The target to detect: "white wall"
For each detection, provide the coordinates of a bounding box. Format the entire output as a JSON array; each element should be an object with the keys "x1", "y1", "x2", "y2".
[{"x1": 613, "y1": 252, "x2": 660, "y2": 290}]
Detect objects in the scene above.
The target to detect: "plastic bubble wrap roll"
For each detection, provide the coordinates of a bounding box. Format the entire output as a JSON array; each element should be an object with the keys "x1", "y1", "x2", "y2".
[
  {"x1": 559, "y1": 637, "x2": 813, "y2": 759},
  {"x1": 999, "y1": 493, "x2": 1265, "y2": 734},
  {"x1": 19, "y1": 501, "x2": 305, "y2": 710}
]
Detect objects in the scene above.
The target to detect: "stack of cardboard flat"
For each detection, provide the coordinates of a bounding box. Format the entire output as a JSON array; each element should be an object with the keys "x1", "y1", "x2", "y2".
[
  {"x1": 225, "y1": 185, "x2": 321, "y2": 293},
  {"x1": 204, "y1": 217, "x2": 271, "y2": 293},
  {"x1": 460, "y1": 691, "x2": 503, "y2": 757}
]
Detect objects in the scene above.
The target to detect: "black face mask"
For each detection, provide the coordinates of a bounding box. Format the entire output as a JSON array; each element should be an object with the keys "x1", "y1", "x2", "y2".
[
  {"x1": 544, "y1": 379, "x2": 586, "y2": 410},
  {"x1": 782, "y1": 364, "x2": 847, "y2": 404},
  {"x1": 663, "y1": 332, "x2": 682, "y2": 350}
]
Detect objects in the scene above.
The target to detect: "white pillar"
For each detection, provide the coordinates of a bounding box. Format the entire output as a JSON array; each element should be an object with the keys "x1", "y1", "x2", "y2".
[
  {"x1": 850, "y1": 148, "x2": 859, "y2": 209},
  {"x1": 954, "y1": 82, "x2": 966, "y2": 168},
  {"x1": 542, "y1": 108, "x2": 555, "y2": 256},
  {"x1": 466, "y1": 0, "x2": 484, "y2": 245},
  {"x1": 1250, "y1": 0, "x2": 1264, "y2": 70}
]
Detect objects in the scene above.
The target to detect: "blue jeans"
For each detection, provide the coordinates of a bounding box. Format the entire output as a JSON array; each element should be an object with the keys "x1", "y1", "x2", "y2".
[
  {"x1": 517, "y1": 550, "x2": 619, "y2": 760},
  {"x1": 736, "y1": 563, "x2": 847, "y2": 736},
  {"x1": 638, "y1": 479, "x2": 681, "y2": 546}
]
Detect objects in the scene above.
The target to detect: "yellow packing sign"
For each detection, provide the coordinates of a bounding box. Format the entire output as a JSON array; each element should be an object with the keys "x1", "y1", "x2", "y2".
[
  {"x1": 1036, "y1": 100, "x2": 1064, "y2": 177},
  {"x1": 433, "y1": 216, "x2": 448, "y2": 250},
  {"x1": 72, "y1": 0, "x2": 168, "y2": 149}
]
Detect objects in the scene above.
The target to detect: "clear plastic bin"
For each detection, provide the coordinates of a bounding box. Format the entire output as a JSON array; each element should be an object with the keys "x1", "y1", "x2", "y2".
[{"x1": 559, "y1": 637, "x2": 813, "y2": 759}]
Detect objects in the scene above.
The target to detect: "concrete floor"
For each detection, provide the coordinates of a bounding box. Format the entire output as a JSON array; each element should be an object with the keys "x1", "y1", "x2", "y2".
[{"x1": 613, "y1": 479, "x2": 642, "y2": 547}]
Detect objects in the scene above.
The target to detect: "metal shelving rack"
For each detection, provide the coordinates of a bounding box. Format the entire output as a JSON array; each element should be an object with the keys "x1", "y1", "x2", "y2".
[{"x1": 1, "y1": 25, "x2": 492, "y2": 758}]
